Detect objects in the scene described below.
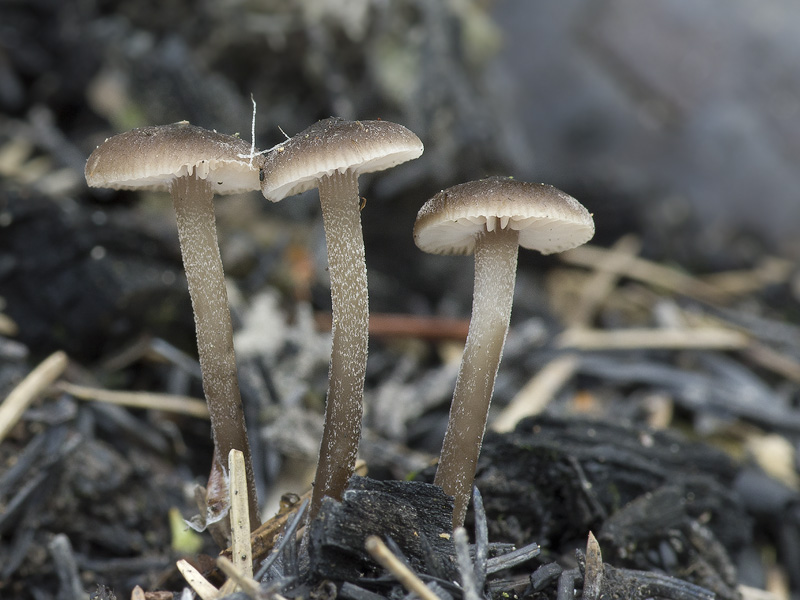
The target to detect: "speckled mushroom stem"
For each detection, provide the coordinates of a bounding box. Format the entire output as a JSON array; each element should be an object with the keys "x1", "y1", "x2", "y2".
[
  {"x1": 434, "y1": 227, "x2": 519, "y2": 529},
  {"x1": 311, "y1": 169, "x2": 369, "y2": 520},
  {"x1": 171, "y1": 174, "x2": 260, "y2": 531}
]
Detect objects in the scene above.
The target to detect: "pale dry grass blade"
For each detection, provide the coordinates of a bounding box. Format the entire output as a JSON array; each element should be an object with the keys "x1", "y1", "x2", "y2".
[
  {"x1": 0, "y1": 350, "x2": 68, "y2": 442},
  {"x1": 57, "y1": 381, "x2": 209, "y2": 418}
]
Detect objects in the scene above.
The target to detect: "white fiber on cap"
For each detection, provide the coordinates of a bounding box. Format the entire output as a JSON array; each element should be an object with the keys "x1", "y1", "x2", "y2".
[
  {"x1": 260, "y1": 118, "x2": 423, "y2": 202},
  {"x1": 85, "y1": 121, "x2": 261, "y2": 195}
]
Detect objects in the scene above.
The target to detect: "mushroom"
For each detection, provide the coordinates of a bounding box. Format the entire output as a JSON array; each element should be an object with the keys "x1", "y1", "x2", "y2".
[
  {"x1": 259, "y1": 117, "x2": 423, "y2": 518},
  {"x1": 413, "y1": 176, "x2": 595, "y2": 528},
  {"x1": 85, "y1": 121, "x2": 261, "y2": 530}
]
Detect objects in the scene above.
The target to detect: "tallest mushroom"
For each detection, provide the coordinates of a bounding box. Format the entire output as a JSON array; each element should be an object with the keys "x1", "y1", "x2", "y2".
[
  {"x1": 85, "y1": 122, "x2": 261, "y2": 531},
  {"x1": 259, "y1": 118, "x2": 423, "y2": 519}
]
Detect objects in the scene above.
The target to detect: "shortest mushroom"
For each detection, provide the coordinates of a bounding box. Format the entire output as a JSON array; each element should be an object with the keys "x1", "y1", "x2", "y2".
[
  {"x1": 85, "y1": 121, "x2": 261, "y2": 531},
  {"x1": 414, "y1": 176, "x2": 595, "y2": 528}
]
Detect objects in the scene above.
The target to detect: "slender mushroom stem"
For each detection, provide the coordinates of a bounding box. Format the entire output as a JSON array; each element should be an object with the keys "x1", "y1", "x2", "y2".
[
  {"x1": 434, "y1": 227, "x2": 519, "y2": 528},
  {"x1": 171, "y1": 174, "x2": 260, "y2": 531},
  {"x1": 310, "y1": 169, "x2": 369, "y2": 519}
]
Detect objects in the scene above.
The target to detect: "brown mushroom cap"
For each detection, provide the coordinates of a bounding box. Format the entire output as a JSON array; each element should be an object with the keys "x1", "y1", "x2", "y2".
[
  {"x1": 414, "y1": 177, "x2": 595, "y2": 256},
  {"x1": 260, "y1": 117, "x2": 424, "y2": 202},
  {"x1": 85, "y1": 121, "x2": 260, "y2": 194}
]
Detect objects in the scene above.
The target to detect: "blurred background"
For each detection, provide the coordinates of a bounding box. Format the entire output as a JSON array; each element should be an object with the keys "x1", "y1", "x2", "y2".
[{"x1": 3, "y1": 0, "x2": 800, "y2": 360}]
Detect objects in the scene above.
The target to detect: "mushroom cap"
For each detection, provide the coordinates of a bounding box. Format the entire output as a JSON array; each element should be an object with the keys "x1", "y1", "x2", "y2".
[
  {"x1": 85, "y1": 121, "x2": 261, "y2": 195},
  {"x1": 260, "y1": 117, "x2": 424, "y2": 202},
  {"x1": 414, "y1": 177, "x2": 595, "y2": 256}
]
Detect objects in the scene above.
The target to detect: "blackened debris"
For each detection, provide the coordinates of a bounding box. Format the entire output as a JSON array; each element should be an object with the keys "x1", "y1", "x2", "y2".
[
  {"x1": 598, "y1": 488, "x2": 740, "y2": 600},
  {"x1": 575, "y1": 547, "x2": 717, "y2": 600},
  {"x1": 474, "y1": 414, "x2": 749, "y2": 596},
  {"x1": 309, "y1": 476, "x2": 457, "y2": 583}
]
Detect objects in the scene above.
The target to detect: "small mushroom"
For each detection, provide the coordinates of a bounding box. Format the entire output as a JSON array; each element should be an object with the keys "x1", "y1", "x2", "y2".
[
  {"x1": 85, "y1": 121, "x2": 261, "y2": 530},
  {"x1": 414, "y1": 176, "x2": 595, "y2": 528},
  {"x1": 260, "y1": 117, "x2": 423, "y2": 518}
]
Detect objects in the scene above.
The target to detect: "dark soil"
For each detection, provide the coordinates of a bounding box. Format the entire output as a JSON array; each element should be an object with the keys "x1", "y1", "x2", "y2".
[{"x1": 2, "y1": 1, "x2": 800, "y2": 599}]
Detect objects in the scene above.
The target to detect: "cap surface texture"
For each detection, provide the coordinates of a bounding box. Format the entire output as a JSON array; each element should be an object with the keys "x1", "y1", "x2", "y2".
[
  {"x1": 260, "y1": 117, "x2": 423, "y2": 202},
  {"x1": 414, "y1": 177, "x2": 595, "y2": 255},
  {"x1": 85, "y1": 121, "x2": 260, "y2": 194}
]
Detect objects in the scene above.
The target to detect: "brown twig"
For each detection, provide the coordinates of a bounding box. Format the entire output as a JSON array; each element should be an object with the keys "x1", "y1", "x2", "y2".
[{"x1": 315, "y1": 312, "x2": 470, "y2": 341}]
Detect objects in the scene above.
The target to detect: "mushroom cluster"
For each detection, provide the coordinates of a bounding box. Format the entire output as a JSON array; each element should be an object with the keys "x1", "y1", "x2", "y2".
[{"x1": 84, "y1": 117, "x2": 595, "y2": 536}]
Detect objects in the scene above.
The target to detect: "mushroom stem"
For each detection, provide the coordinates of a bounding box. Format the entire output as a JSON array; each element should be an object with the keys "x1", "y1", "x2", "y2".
[
  {"x1": 171, "y1": 174, "x2": 259, "y2": 531},
  {"x1": 434, "y1": 227, "x2": 519, "y2": 528},
  {"x1": 310, "y1": 169, "x2": 369, "y2": 519}
]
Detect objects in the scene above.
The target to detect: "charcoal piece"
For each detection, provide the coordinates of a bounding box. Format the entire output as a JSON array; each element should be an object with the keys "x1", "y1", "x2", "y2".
[
  {"x1": 486, "y1": 542, "x2": 541, "y2": 574},
  {"x1": 474, "y1": 415, "x2": 749, "y2": 554},
  {"x1": 598, "y1": 487, "x2": 740, "y2": 600},
  {"x1": 576, "y1": 355, "x2": 800, "y2": 433},
  {"x1": 733, "y1": 467, "x2": 799, "y2": 516},
  {"x1": 556, "y1": 567, "x2": 580, "y2": 600},
  {"x1": 309, "y1": 476, "x2": 457, "y2": 583},
  {"x1": 0, "y1": 471, "x2": 50, "y2": 535},
  {"x1": 530, "y1": 561, "x2": 563, "y2": 593},
  {"x1": 49, "y1": 533, "x2": 86, "y2": 600},
  {"x1": 0, "y1": 523, "x2": 35, "y2": 580},
  {"x1": 453, "y1": 527, "x2": 480, "y2": 600},
  {"x1": 574, "y1": 546, "x2": 716, "y2": 600},
  {"x1": 0, "y1": 425, "x2": 61, "y2": 493},
  {"x1": 598, "y1": 481, "x2": 747, "y2": 560},
  {"x1": 596, "y1": 563, "x2": 715, "y2": 600},
  {"x1": 0, "y1": 425, "x2": 76, "y2": 536},
  {"x1": 339, "y1": 582, "x2": 389, "y2": 600},
  {"x1": 471, "y1": 488, "x2": 489, "y2": 588}
]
